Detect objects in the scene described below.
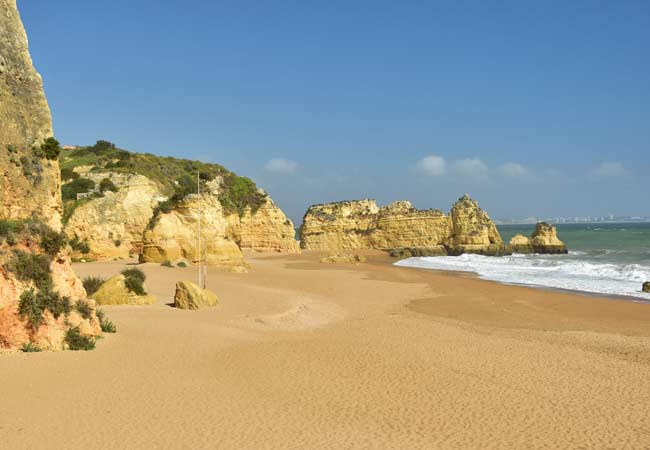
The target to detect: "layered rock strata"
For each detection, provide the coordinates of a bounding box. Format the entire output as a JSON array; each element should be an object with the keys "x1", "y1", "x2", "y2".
[
  {"x1": 0, "y1": 1, "x2": 100, "y2": 350},
  {"x1": 300, "y1": 195, "x2": 509, "y2": 256}
]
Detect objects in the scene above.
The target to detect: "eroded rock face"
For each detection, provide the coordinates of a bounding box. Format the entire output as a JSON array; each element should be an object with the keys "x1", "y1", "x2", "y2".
[
  {"x1": 173, "y1": 281, "x2": 218, "y2": 310},
  {"x1": 226, "y1": 197, "x2": 300, "y2": 253},
  {"x1": 509, "y1": 223, "x2": 568, "y2": 254},
  {"x1": 0, "y1": 0, "x2": 61, "y2": 229},
  {"x1": 64, "y1": 173, "x2": 165, "y2": 259},
  {"x1": 0, "y1": 1, "x2": 99, "y2": 351},
  {"x1": 320, "y1": 254, "x2": 367, "y2": 264},
  {"x1": 300, "y1": 195, "x2": 509, "y2": 256},
  {"x1": 141, "y1": 192, "x2": 247, "y2": 271}
]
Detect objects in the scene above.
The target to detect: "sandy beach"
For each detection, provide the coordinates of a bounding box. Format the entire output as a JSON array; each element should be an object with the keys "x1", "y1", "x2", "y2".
[{"x1": 1, "y1": 251, "x2": 650, "y2": 450}]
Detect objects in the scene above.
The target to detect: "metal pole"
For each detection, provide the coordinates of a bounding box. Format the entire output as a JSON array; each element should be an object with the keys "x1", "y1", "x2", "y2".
[{"x1": 197, "y1": 171, "x2": 201, "y2": 288}]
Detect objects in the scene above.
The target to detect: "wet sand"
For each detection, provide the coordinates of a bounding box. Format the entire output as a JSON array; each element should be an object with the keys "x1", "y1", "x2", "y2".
[{"x1": 1, "y1": 251, "x2": 650, "y2": 449}]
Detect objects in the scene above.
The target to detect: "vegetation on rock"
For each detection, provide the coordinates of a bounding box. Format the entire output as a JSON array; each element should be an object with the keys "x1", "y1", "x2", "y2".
[
  {"x1": 82, "y1": 276, "x2": 105, "y2": 296},
  {"x1": 121, "y1": 267, "x2": 147, "y2": 295},
  {"x1": 65, "y1": 327, "x2": 96, "y2": 351}
]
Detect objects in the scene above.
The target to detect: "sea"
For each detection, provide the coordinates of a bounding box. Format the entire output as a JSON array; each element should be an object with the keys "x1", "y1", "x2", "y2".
[{"x1": 395, "y1": 223, "x2": 650, "y2": 301}]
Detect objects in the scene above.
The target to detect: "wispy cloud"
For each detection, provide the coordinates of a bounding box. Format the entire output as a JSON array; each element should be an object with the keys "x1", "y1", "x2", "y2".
[
  {"x1": 500, "y1": 162, "x2": 528, "y2": 177},
  {"x1": 592, "y1": 161, "x2": 625, "y2": 177},
  {"x1": 265, "y1": 158, "x2": 298, "y2": 174},
  {"x1": 416, "y1": 154, "x2": 446, "y2": 176},
  {"x1": 452, "y1": 158, "x2": 488, "y2": 178}
]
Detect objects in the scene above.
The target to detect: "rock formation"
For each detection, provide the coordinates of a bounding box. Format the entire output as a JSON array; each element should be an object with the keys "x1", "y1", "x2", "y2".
[
  {"x1": 173, "y1": 281, "x2": 218, "y2": 310},
  {"x1": 140, "y1": 178, "x2": 298, "y2": 270},
  {"x1": 509, "y1": 222, "x2": 568, "y2": 254},
  {"x1": 60, "y1": 148, "x2": 299, "y2": 262},
  {"x1": 0, "y1": 1, "x2": 100, "y2": 351},
  {"x1": 641, "y1": 282, "x2": 649, "y2": 294},
  {"x1": 90, "y1": 274, "x2": 156, "y2": 306},
  {"x1": 64, "y1": 173, "x2": 165, "y2": 259},
  {"x1": 300, "y1": 195, "x2": 509, "y2": 256}
]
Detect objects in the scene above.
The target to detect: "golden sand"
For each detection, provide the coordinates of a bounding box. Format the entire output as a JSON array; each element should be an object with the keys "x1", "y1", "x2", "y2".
[{"x1": 1, "y1": 251, "x2": 649, "y2": 449}]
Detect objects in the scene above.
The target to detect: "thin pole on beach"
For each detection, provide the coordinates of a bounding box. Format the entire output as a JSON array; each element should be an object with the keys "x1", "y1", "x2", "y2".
[{"x1": 197, "y1": 171, "x2": 202, "y2": 289}]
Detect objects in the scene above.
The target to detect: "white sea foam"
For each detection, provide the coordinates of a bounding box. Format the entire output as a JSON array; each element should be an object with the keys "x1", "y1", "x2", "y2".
[{"x1": 395, "y1": 253, "x2": 650, "y2": 300}]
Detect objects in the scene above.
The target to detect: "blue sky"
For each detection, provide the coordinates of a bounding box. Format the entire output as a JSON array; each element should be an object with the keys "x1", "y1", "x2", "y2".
[{"x1": 19, "y1": 1, "x2": 650, "y2": 223}]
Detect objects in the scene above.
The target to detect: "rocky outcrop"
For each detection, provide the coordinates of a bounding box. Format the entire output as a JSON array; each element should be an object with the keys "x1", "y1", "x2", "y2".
[
  {"x1": 173, "y1": 281, "x2": 218, "y2": 310},
  {"x1": 64, "y1": 173, "x2": 166, "y2": 259},
  {"x1": 0, "y1": 1, "x2": 100, "y2": 351},
  {"x1": 226, "y1": 197, "x2": 300, "y2": 253},
  {"x1": 90, "y1": 274, "x2": 155, "y2": 306},
  {"x1": 388, "y1": 246, "x2": 448, "y2": 258},
  {"x1": 141, "y1": 179, "x2": 298, "y2": 270},
  {"x1": 509, "y1": 222, "x2": 568, "y2": 254},
  {"x1": 643, "y1": 282, "x2": 650, "y2": 294},
  {"x1": 140, "y1": 188, "x2": 247, "y2": 272},
  {"x1": 320, "y1": 254, "x2": 367, "y2": 264},
  {"x1": 300, "y1": 195, "x2": 509, "y2": 256}
]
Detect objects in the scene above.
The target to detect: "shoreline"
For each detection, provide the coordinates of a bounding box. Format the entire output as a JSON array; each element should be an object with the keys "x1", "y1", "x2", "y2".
[{"x1": 2, "y1": 251, "x2": 649, "y2": 449}]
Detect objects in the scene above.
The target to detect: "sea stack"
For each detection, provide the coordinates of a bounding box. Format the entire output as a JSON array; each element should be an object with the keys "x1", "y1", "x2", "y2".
[
  {"x1": 300, "y1": 194, "x2": 510, "y2": 256},
  {"x1": 0, "y1": 0, "x2": 100, "y2": 351},
  {"x1": 509, "y1": 222, "x2": 568, "y2": 254}
]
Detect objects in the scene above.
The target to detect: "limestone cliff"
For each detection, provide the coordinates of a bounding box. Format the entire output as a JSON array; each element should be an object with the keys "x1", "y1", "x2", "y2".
[
  {"x1": 509, "y1": 222, "x2": 568, "y2": 254},
  {"x1": 300, "y1": 195, "x2": 509, "y2": 256},
  {"x1": 140, "y1": 189, "x2": 246, "y2": 271},
  {"x1": 0, "y1": 0, "x2": 60, "y2": 228},
  {"x1": 60, "y1": 145, "x2": 299, "y2": 261},
  {"x1": 0, "y1": 1, "x2": 100, "y2": 351},
  {"x1": 64, "y1": 173, "x2": 165, "y2": 259}
]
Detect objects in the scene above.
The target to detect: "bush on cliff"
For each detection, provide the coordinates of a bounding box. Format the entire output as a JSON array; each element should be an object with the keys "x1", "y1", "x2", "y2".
[
  {"x1": 7, "y1": 251, "x2": 52, "y2": 290},
  {"x1": 61, "y1": 177, "x2": 95, "y2": 201},
  {"x1": 99, "y1": 178, "x2": 118, "y2": 193},
  {"x1": 18, "y1": 288, "x2": 71, "y2": 330},
  {"x1": 219, "y1": 175, "x2": 266, "y2": 216},
  {"x1": 65, "y1": 327, "x2": 96, "y2": 351}
]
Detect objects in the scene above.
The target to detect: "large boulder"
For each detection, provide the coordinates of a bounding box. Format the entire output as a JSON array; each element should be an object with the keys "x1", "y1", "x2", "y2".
[
  {"x1": 642, "y1": 282, "x2": 650, "y2": 294},
  {"x1": 300, "y1": 195, "x2": 509, "y2": 256},
  {"x1": 0, "y1": 0, "x2": 100, "y2": 351},
  {"x1": 91, "y1": 274, "x2": 155, "y2": 306},
  {"x1": 173, "y1": 281, "x2": 218, "y2": 310}
]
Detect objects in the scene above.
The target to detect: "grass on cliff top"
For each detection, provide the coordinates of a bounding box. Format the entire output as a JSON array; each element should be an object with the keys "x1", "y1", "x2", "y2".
[{"x1": 60, "y1": 140, "x2": 267, "y2": 217}]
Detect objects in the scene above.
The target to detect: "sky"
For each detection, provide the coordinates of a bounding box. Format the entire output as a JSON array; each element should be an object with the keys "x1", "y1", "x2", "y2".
[{"x1": 18, "y1": 0, "x2": 650, "y2": 224}]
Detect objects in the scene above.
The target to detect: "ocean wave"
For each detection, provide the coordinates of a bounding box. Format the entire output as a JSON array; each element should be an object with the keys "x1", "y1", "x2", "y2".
[{"x1": 395, "y1": 254, "x2": 650, "y2": 300}]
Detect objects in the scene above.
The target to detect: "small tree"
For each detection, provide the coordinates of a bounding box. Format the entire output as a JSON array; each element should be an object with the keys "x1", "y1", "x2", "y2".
[{"x1": 99, "y1": 178, "x2": 118, "y2": 193}]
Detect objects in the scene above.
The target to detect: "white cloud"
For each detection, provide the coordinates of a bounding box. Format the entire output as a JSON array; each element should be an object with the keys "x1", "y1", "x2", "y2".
[
  {"x1": 265, "y1": 158, "x2": 298, "y2": 174},
  {"x1": 500, "y1": 162, "x2": 528, "y2": 177},
  {"x1": 592, "y1": 162, "x2": 625, "y2": 177},
  {"x1": 452, "y1": 158, "x2": 488, "y2": 178},
  {"x1": 417, "y1": 155, "x2": 446, "y2": 176}
]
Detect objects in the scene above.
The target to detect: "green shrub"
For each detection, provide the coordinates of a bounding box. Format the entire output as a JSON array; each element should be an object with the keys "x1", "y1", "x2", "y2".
[
  {"x1": 75, "y1": 301, "x2": 93, "y2": 320},
  {"x1": 0, "y1": 219, "x2": 21, "y2": 238},
  {"x1": 99, "y1": 178, "x2": 118, "y2": 193},
  {"x1": 121, "y1": 267, "x2": 145, "y2": 283},
  {"x1": 60, "y1": 167, "x2": 80, "y2": 181},
  {"x1": 161, "y1": 260, "x2": 173, "y2": 268},
  {"x1": 64, "y1": 327, "x2": 96, "y2": 351},
  {"x1": 177, "y1": 261, "x2": 187, "y2": 268},
  {"x1": 18, "y1": 288, "x2": 72, "y2": 330},
  {"x1": 83, "y1": 276, "x2": 105, "y2": 296},
  {"x1": 70, "y1": 236, "x2": 91, "y2": 254},
  {"x1": 18, "y1": 289, "x2": 44, "y2": 330},
  {"x1": 40, "y1": 137, "x2": 62, "y2": 160},
  {"x1": 97, "y1": 309, "x2": 116, "y2": 333},
  {"x1": 61, "y1": 178, "x2": 95, "y2": 201},
  {"x1": 40, "y1": 228, "x2": 67, "y2": 256},
  {"x1": 219, "y1": 175, "x2": 266, "y2": 216},
  {"x1": 7, "y1": 251, "x2": 52, "y2": 290},
  {"x1": 124, "y1": 276, "x2": 146, "y2": 296},
  {"x1": 21, "y1": 342, "x2": 42, "y2": 353}
]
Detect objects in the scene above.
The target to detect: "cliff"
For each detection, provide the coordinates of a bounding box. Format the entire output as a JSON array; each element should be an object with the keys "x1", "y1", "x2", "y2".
[
  {"x1": 60, "y1": 144, "x2": 299, "y2": 262},
  {"x1": 509, "y1": 222, "x2": 568, "y2": 254},
  {"x1": 300, "y1": 195, "x2": 509, "y2": 256},
  {"x1": 0, "y1": 1, "x2": 100, "y2": 351}
]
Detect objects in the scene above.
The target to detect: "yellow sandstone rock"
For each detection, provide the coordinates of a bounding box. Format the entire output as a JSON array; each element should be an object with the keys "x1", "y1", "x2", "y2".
[
  {"x1": 173, "y1": 281, "x2": 218, "y2": 310},
  {"x1": 91, "y1": 274, "x2": 155, "y2": 306}
]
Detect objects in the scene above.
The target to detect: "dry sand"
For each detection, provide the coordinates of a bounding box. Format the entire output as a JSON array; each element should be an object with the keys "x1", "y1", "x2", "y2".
[{"x1": 1, "y1": 251, "x2": 650, "y2": 450}]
